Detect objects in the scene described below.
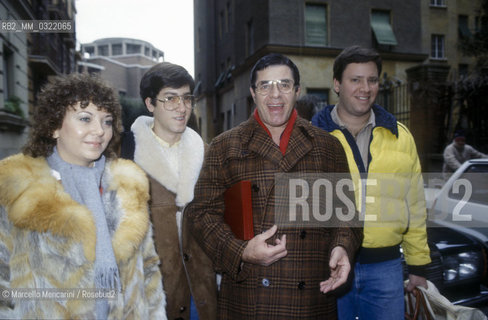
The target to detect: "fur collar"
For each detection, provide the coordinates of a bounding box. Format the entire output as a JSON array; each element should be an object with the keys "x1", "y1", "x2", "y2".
[
  {"x1": 0, "y1": 154, "x2": 149, "y2": 263},
  {"x1": 131, "y1": 116, "x2": 204, "y2": 206}
]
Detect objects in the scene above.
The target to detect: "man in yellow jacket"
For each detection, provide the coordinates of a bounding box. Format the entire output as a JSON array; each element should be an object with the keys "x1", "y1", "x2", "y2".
[{"x1": 312, "y1": 46, "x2": 431, "y2": 320}]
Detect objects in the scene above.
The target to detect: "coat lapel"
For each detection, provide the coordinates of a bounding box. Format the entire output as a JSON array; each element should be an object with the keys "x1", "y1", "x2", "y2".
[
  {"x1": 131, "y1": 116, "x2": 204, "y2": 206},
  {"x1": 245, "y1": 117, "x2": 314, "y2": 172},
  {"x1": 245, "y1": 118, "x2": 285, "y2": 166},
  {"x1": 280, "y1": 119, "x2": 314, "y2": 172}
]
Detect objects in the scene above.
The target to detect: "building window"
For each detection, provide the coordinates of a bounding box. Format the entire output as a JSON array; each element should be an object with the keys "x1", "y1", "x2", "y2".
[
  {"x1": 112, "y1": 43, "x2": 122, "y2": 55},
  {"x1": 226, "y1": 2, "x2": 232, "y2": 32},
  {"x1": 458, "y1": 64, "x2": 468, "y2": 78},
  {"x1": 305, "y1": 4, "x2": 327, "y2": 46},
  {"x1": 98, "y1": 45, "x2": 109, "y2": 56},
  {"x1": 144, "y1": 46, "x2": 150, "y2": 56},
  {"x1": 219, "y1": 10, "x2": 224, "y2": 40},
  {"x1": 371, "y1": 10, "x2": 398, "y2": 46},
  {"x1": 194, "y1": 79, "x2": 202, "y2": 96},
  {"x1": 247, "y1": 95, "x2": 254, "y2": 118},
  {"x1": 226, "y1": 110, "x2": 232, "y2": 130},
  {"x1": 431, "y1": 34, "x2": 445, "y2": 59},
  {"x1": 430, "y1": 0, "x2": 446, "y2": 7},
  {"x1": 220, "y1": 112, "x2": 225, "y2": 131},
  {"x1": 306, "y1": 88, "x2": 329, "y2": 107},
  {"x1": 2, "y1": 46, "x2": 14, "y2": 100},
  {"x1": 224, "y1": 3, "x2": 229, "y2": 32},
  {"x1": 83, "y1": 46, "x2": 95, "y2": 56},
  {"x1": 126, "y1": 44, "x2": 141, "y2": 54},
  {"x1": 458, "y1": 15, "x2": 471, "y2": 39},
  {"x1": 197, "y1": 27, "x2": 201, "y2": 52},
  {"x1": 246, "y1": 19, "x2": 254, "y2": 56}
]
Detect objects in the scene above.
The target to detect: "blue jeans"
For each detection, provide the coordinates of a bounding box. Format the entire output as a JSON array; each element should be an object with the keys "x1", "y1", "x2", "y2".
[
  {"x1": 337, "y1": 258, "x2": 404, "y2": 320},
  {"x1": 190, "y1": 295, "x2": 199, "y2": 320}
]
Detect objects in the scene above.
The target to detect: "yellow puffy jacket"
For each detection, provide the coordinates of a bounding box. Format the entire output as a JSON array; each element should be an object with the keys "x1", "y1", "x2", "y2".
[{"x1": 312, "y1": 104, "x2": 431, "y2": 268}]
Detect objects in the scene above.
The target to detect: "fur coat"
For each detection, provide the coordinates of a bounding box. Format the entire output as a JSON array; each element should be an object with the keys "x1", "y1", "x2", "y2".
[
  {"x1": 121, "y1": 116, "x2": 217, "y2": 319},
  {"x1": 0, "y1": 154, "x2": 167, "y2": 319}
]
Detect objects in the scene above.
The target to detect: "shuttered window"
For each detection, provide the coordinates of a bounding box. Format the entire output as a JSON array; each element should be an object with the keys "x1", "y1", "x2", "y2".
[{"x1": 305, "y1": 4, "x2": 327, "y2": 46}]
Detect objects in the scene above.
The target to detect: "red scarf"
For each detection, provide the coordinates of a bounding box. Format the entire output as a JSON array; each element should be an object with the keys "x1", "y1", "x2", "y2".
[{"x1": 254, "y1": 108, "x2": 297, "y2": 155}]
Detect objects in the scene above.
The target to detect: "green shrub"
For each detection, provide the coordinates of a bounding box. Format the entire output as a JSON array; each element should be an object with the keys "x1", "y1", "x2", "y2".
[{"x1": 2, "y1": 96, "x2": 25, "y2": 118}]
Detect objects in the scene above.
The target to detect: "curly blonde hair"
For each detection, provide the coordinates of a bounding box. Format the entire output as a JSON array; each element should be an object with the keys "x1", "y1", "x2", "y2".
[{"x1": 23, "y1": 73, "x2": 122, "y2": 159}]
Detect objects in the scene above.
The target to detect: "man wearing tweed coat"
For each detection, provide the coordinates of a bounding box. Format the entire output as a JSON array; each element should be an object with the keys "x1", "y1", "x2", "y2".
[{"x1": 185, "y1": 53, "x2": 362, "y2": 319}]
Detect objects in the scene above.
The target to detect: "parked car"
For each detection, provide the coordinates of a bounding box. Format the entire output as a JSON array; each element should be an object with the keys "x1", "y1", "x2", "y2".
[{"x1": 421, "y1": 159, "x2": 488, "y2": 307}]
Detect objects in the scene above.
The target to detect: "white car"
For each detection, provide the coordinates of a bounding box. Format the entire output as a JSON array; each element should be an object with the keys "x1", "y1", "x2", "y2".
[
  {"x1": 425, "y1": 159, "x2": 488, "y2": 244},
  {"x1": 423, "y1": 159, "x2": 488, "y2": 307}
]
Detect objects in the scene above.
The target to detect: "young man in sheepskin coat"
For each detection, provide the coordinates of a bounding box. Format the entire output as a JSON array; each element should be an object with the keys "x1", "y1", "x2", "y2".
[{"x1": 121, "y1": 62, "x2": 217, "y2": 320}]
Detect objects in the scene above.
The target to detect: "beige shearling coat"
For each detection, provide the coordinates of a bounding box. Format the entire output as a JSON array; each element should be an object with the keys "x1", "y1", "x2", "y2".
[
  {"x1": 125, "y1": 116, "x2": 217, "y2": 320},
  {"x1": 0, "y1": 154, "x2": 166, "y2": 319}
]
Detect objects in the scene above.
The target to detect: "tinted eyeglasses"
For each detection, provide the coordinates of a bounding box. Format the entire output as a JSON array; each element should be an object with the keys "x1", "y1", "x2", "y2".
[
  {"x1": 155, "y1": 95, "x2": 195, "y2": 111},
  {"x1": 253, "y1": 79, "x2": 295, "y2": 95}
]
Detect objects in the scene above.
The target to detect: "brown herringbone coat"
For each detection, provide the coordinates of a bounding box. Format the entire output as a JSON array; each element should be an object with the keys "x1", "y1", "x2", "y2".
[{"x1": 186, "y1": 116, "x2": 362, "y2": 320}]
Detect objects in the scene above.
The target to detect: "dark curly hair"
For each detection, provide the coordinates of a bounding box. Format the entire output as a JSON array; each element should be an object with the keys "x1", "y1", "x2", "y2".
[{"x1": 23, "y1": 73, "x2": 122, "y2": 159}]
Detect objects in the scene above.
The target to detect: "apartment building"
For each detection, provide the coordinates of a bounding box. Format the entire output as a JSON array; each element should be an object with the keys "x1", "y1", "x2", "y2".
[
  {"x1": 79, "y1": 38, "x2": 164, "y2": 99},
  {"x1": 0, "y1": 0, "x2": 76, "y2": 158}
]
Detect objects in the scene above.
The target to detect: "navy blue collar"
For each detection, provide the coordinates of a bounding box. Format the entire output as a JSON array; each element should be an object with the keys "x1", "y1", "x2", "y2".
[{"x1": 311, "y1": 104, "x2": 398, "y2": 137}]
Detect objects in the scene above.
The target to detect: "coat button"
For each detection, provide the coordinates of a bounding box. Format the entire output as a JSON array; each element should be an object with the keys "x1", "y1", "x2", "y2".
[
  {"x1": 262, "y1": 278, "x2": 270, "y2": 287},
  {"x1": 300, "y1": 230, "x2": 307, "y2": 239},
  {"x1": 252, "y1": 184, "x2": 260, "y2": 192},
  {"x1": 298, "y1": 281, "x2": 306, "y2": 290},
  {"x1": 183, "y1": 253, "x2": 189, "y2": 261},
  {"x1": 179, "y1": 306, "x2": 186, "y2": 312}
]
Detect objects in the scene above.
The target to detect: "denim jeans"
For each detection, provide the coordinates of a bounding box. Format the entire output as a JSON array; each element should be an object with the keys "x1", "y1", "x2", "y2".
[
  {"x1": 190, "y1": 295, "x2": 199, "y2": 320},
  {"x1": 337, "y1": 258, "x2": 404, "y2": 320}
]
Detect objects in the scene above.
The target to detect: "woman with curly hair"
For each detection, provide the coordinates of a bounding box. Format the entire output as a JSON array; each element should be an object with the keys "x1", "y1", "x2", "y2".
[{"x1": 0, "y1": 73, "x2": 167, "y2": 319}]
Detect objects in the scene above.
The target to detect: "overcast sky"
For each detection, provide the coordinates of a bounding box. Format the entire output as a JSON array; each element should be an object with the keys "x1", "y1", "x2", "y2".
[{"x1": 75, "y1": 0, "x2": 195, "y2": 76}]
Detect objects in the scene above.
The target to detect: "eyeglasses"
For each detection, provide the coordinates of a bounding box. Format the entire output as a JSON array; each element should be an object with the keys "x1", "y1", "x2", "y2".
[
  {"x1": 155, "y1": 95, "x2": 195, "y2": 111},
  {"x1": 254, "y1": 79, "x2": 295, "y2": 95}
]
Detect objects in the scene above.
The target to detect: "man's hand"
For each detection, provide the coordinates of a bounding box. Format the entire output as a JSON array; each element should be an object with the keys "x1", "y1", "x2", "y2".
[
  {"x1": 406, "y1": 274, "x2": 428, "y2": 292},
  {"x1": 320, "y1": 246, "x2": 350, "y2": 293},
  {"x1": 242, "y1": 225, "x2": 287, "y2": 266}
]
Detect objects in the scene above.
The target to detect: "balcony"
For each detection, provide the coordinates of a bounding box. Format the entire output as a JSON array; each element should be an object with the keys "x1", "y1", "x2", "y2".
[
  {"x1": 29, "y1": 32, "x2": 74, "y2": 75},
  {"x1": 0, "y1": 111, "x2": 28, "y2": 133}
]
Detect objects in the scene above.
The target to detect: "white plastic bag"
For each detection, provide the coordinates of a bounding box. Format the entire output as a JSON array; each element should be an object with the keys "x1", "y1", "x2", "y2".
[{"x1": 404, "y1": 280, "x2": 487, "y2": 320}]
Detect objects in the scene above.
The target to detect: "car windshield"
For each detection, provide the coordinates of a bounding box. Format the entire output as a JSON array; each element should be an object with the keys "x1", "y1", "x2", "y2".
[{"x1": 448, "y1": 164, "x2": 488, "y2": 205}]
